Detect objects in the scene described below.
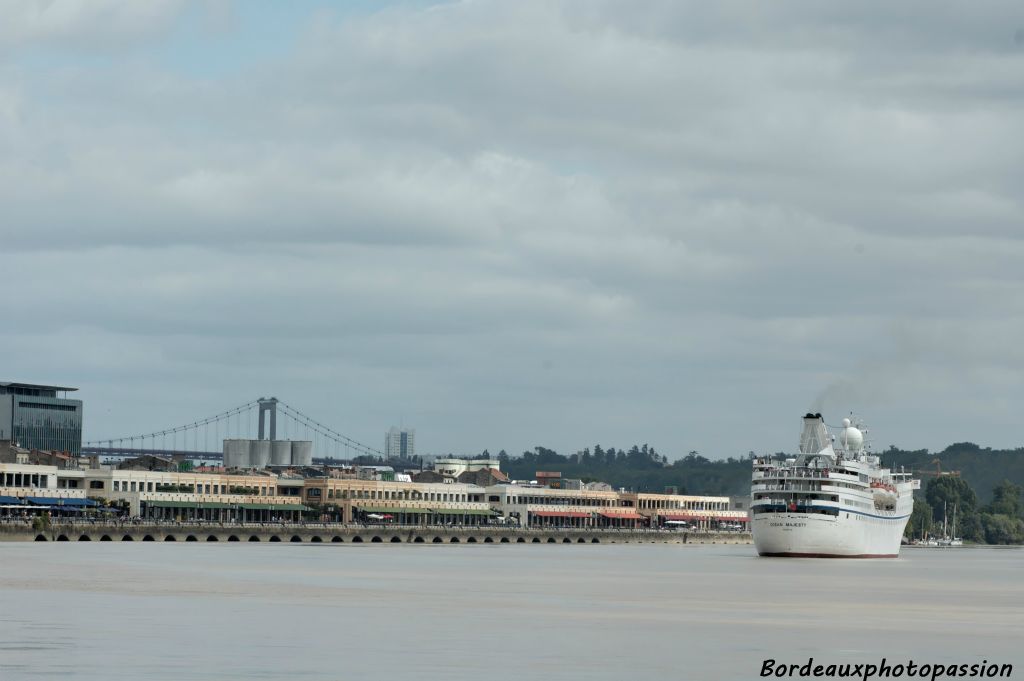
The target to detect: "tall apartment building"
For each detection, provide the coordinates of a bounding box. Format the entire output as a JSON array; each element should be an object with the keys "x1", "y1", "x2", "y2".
[{"x1": 384, "y1": 426, "x2": 414, "y2": 459}]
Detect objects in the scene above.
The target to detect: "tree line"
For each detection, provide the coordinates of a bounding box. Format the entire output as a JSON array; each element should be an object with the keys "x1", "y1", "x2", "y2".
[{"x1": 907, "y1": 477, "x2": 1024, "y2": 544}]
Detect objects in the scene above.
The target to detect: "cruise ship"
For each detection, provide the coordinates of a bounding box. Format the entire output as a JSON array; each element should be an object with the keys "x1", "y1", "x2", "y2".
[{"x1": 751, "y1": 413, "x2": 919, "y2": 558}]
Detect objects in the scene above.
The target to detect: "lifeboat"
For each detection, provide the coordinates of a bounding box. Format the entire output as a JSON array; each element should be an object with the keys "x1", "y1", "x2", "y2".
[{"x1": 870, "y1": 480, "x2": 897, "y2": 494}]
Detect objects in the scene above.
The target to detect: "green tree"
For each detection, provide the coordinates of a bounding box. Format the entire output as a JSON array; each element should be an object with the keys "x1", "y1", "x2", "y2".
[
  {"x1": 924, "y1": 476, "x2": 977, "y2": 519},
  {"x1": 957, "y1": 513, "x2": 984, "y2": 543},
  {"x1": 985, "y1": 480, "x2": 1023, "y2": 519},
  {"x1": 980, "y1": 513, "x2": 1024, "y2": 544},
  {"x1": 922, "y1": 477, "x2": 984, "y2": 541},
  {"x1": 906, "y1": 500, "x2": 933, "y2": 539}
]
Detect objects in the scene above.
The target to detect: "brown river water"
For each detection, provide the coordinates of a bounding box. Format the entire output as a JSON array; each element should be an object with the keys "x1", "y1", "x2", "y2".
[{"x1": 1, "y1": 543, "x2": 1020, "y2": 680}]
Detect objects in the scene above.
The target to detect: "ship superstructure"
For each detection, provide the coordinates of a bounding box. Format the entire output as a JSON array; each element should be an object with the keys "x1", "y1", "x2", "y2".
[{"x1": 751, "y1": 413, "x2": 919, "y2": 558}]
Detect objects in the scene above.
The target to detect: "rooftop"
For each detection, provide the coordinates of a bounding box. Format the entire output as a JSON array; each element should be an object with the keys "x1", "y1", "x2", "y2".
[{"x1": 0, "y1": 381, "x2": 78, "y2": 393}]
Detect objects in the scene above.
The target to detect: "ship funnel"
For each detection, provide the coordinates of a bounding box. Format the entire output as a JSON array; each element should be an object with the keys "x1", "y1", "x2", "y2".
[{"x1": 799, "y1": 414, "x2": 831, "y2": 455}]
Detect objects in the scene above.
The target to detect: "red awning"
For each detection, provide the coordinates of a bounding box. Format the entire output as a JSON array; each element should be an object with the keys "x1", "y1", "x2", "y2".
[
  {"x1": 714, "y1": 514, "x2": 748, "y2": 522},
  {"x1": 532, "y1": 510, "x2": 591, "y2": 518},
  {"x1": 599, "y1": 511, "x2": 645, "y2": 520}
]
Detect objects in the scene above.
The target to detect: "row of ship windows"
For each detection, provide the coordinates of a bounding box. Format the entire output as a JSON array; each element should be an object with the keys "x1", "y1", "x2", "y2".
[
  {"x1": 755, "y1": 480, "x2": 874, "y2": 493},
  {"x1": 755, "y1": 507, "x2": 840, "y2": 517}
]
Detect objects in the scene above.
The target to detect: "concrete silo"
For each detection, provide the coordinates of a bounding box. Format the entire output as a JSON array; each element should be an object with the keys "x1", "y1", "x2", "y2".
[
  {"x1": 271, "y1": 440, "x2": 292, "y2": 467},
  {"x1": 291, "y1": 441, "x2": 313, "y2": 467},
  {"x1": 250, "y1": 440, "x2": 271, "y2": 469},
  {"x1": 223, "y1": 439, "x2": 251, "y2": 469}
]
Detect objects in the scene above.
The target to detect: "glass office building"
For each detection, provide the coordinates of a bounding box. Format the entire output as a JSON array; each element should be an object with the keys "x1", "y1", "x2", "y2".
[{"x1": 0, "y1": 382, "x2": 83, "y2": 455}]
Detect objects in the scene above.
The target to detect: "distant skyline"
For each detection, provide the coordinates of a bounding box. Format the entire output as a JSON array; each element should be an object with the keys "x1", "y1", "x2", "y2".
[{"x1": 2, "y1": 1, "x2": 1023, "y2": 459}]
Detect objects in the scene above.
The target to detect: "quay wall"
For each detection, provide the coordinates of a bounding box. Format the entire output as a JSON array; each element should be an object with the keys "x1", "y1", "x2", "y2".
[{"x1": 0, "y1": 522, "x2": 752, "y2": 546}]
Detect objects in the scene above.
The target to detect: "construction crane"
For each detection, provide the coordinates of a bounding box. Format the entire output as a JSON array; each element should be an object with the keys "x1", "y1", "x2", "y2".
[{"x1": 915, "y1": 458, "x2": 961, "y2": 478}]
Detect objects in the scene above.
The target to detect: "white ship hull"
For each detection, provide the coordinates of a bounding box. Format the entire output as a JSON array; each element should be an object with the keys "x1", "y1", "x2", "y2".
[{"x1": 752, "y1": 510, "x2": 911, "y2": 558}]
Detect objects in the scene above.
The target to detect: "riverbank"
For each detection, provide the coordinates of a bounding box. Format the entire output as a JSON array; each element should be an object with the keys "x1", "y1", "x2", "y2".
[{"x1": 0, "y1": 520, "x2": 751, "y2": 545}]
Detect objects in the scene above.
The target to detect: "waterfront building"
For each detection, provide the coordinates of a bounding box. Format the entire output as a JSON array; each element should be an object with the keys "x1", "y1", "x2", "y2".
[
  {"x1": 2, "y1": 458, "x2": 743, "y2": 531},
  {"x1": 357, "y1": 465, "x2": 395, "y2": 481},
  {"x1": 303, "y1": 477, "x2": 494, "y2": 524},
  {"x1": 384, "y1": 427, "x2": 415, "y2": 459},
  {"x1": 485, "y1": 483, "x2": 645, "y2": 529},
  {"x1": 628, "y1": 492, "x2": 749, "y2": 530},
  {"x1": 432, "y1": 456, "x2": 500, "y2": 477},
  {"x1": 0, "y1": 462, "x2": 93, "y2": 516},
  {"x1": 79, "y1": 468, "x2": 309, "y2": 522},
  {"x1": 456, "y1": 468, "x2": 509, "y2": 487},
  {"x1": 0, "y1": 381, "x2": 83, "y2": 455}
]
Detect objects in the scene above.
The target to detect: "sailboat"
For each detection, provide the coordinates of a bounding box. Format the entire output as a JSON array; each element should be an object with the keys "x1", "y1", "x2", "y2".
[{"x1": 936, "y1": 502, "x2": 963, "y2": 547}]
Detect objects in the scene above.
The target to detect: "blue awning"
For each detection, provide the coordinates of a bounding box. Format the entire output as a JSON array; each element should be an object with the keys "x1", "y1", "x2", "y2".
[
  {"x1": 25, "y1": 497, "x2": 99, "y2": 507},
  {"x1": 0, "y1": 495, "x2": 24, "y2": 505}
]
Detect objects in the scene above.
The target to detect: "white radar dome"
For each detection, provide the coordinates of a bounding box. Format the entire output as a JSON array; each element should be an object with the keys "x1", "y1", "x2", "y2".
[
  {"x1": 841, "y1": 425, "x2": 864, "y2": 452},
  {"x1": 842, "y1": 418, "x2": 851, "y2": 428}
]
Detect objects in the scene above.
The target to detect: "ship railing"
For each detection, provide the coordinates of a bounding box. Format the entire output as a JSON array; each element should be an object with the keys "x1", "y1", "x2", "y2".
[
  {"x1": 753, "y1": 484, "x2": 824, "y2": 493},
  {"x1": 753, "y1": 469, "x2": 831, "y2": 479}
]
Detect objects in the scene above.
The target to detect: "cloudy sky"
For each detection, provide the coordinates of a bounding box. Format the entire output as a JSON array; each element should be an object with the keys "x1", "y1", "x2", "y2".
[{"x1": 2, "y1": 1, "x2": 1023, "y2": 459}]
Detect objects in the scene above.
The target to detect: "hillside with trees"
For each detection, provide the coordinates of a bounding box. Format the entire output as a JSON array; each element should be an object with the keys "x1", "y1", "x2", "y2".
[
  {"x1": 483, "y1": 441, "x2": 1024, "y2": 502},
  {"x1": 881, "y1": 443, "x2": 1024, "y2": 504},
  {"x1": 496, "y1": 445, "x2": 752, "y2": 496},
  {"x1": 907, "y1": 477, "x2": 1024, "y2": 544}
]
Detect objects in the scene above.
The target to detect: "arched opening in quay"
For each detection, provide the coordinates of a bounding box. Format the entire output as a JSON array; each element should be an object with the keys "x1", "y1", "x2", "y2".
[
  {"x1": 100, "y1": 535, "x2": 112, "y2": 542},
  {"x1": 269, "y1": 536, "x2": 281, "y2": 542},
  {"x1": 78, "y1": 535, "x2": 91, "y2": 541},
  {"x1": 122, "y1": 535, "x2": 134, "y2": 541},
  {"x1": 227, "y1": 536, "x2": 239, "y2": 542},
  {"x1": 500, "y1": 537, "x2": 510, "y2": 543},
  {"x1": 290, "y1": 536, "x2": 302, "y2": 543},
  {"x1": 432, "y1": 537, "x2": 443, "y2": 543},
  {"x1": 186, "y1": 536, "x2": 198, "y2": 542},
  {"x1": 413, "y1": 536, "x2": 425, "y2": 543},
  {"x1": 311, "y1": 536, "x2": 322, "y2": 543},
  {"x1": 352, "y1": 536, "x2": 364, "y2": 543},
  {"x1": 34, "y1": 534, "x2": 47, "y2": 541},
  {"x1": 248, "y1": 536, "x2": 260, "y2": 542},
  {"x1": 450, "y1": 537, "x2": 460, "y2": 543},
  {"x1": 467, "y1": 537, "x2": 478, "y2": 543},
  {"x1": 331, "y1": 536, "x2": 343, "y2": 543},
  {"x1": 390, "y1": 536, "x2": 402, "y2": 543},
  {"x1": 207, "y1": 536, "x2": 219, "y2": 542},
  {"x1": 57, "y1": 535, "x2": 69, "y2": 541},
  {"x1": 483, "y1": 537, "x2": 494, "y2": 543},
  {"x1": 164, "y1": 535, "x2": 176, "y2": 542},
  {"x1": 371, "y1": 536, "x2": 383, "y2": 543}
]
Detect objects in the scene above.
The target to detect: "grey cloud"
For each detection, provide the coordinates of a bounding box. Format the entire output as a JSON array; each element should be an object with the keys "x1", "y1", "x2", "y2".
[{"x1": 1, "y1": 1, "x2": 1022, "y2": 456}]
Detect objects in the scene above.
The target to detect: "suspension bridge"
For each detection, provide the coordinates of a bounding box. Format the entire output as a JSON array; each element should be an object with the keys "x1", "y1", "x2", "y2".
[{"x1": 81, "y1": 398, "x2": 383, "y2": 463}]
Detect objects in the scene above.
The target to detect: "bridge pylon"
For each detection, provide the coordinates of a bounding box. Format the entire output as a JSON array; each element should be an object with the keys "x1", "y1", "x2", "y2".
[{"x1": 257, "y1": 397, "x2": 278, "y2": 440}]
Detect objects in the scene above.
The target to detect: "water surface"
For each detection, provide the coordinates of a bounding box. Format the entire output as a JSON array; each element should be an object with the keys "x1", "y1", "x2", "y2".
[{"x1": 1, "y1": 544, "x2": 1020, "y2": 680}]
